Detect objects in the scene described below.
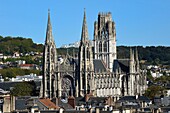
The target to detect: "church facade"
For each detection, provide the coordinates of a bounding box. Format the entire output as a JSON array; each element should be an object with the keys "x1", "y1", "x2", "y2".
[{"x1": 40, "y1": 10, "x2": 147, "y2": 100}]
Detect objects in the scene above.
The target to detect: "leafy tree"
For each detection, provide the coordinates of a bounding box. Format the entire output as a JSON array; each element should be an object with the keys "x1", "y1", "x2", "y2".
[
  {"x1": 144, "y1": 85, "x2": 165, "y2": 99},
  {"x1": 0, "y1": 36, "x2": 43, "y2": 55},
  {"x1": 146, "y1": 69, "x2": 154, "y2": 81},
  {"x1": 4, "y1": 56, "x2": 43, "y2": 65},
  {"x1": 10, "y1": 82, "x2": 34, "y2": 96},
  {"x1": 0, "y1": 36, "x2": 170, "y2": 65},
  {"x1": 0, "y1": 36, "x2": 3, "y2": 40},
  {"x1": 154, "y1": 75, "x2": 170, "y2": 84},
  {"x1": 0, "y1": 68, "x2": 41, "y2": 79}
]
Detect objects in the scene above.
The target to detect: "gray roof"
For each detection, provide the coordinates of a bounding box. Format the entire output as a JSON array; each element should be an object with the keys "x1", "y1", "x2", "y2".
[
  {"x1": 12, "y1": 111, "x2": 29, "y2": 113},
  {"x1": 100, "y1": 111, "x2": 112, "y2": 113},
  {"x1": 0, "y1": 82, "x2": 19, "y2": 91},
  {"x1": 15, "y1": 96, "x2": 32, "y2": 110},
  {"x1": 40, "y1": 110, "x2": 59, "y2": 113},
  {"x1": 15, "y1": 99, "x2": 27, "y2": 110},
  {"x1": 75, "y1": 97, "x2": 85, "y2": 105},
  {"x1": 87, "y1": 97, "x2": 107, "y2": 103},
  {"x1": 93, "y1": 59, "x2": 107, "y2": 72},
  {"x1": 113, "y1": 59, "x2": 130, "y2": 73},
  {"x1": 58, "y1": 98, "x2": 74, "y2": 110},
  {"x1": 138, "y1": 96, "x2": 150, "y2": 102},
  {"x1": 118, "y1": 96, "x2": 150, "y2": 103},
  {"x1": 64, "y1": 110, "x2": 87, "y2": 113},
  {"x1": 73, "y1": 58, "x2": 107, "y2": 73}
]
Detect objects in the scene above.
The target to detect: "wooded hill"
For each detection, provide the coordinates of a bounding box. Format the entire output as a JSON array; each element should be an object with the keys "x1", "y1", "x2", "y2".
[
  {"x1": 0, "y1": 36, "x2": 169, "y2": 65},
  {"x1": 0, "y1": 36, "x2": 43, "y2": 55}
]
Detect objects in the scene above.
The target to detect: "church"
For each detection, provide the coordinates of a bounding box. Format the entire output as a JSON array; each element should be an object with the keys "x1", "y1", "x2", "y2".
[{"x1": 39, "y1": 10, "x2": 147, "y2": 101}]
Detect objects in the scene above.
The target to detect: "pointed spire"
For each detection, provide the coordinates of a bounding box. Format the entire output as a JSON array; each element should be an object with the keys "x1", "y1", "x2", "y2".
[
  {"x1": 130, "y1": 47, "x2": 135, "y2": 73},
  {"x1": 135, "y1": 47, "x2": 139, "y2": 61},
  {"x1": 135, "y1": 47, "x2": 140, "y2": 73},
  {"x1": 130, "y1": 47, "x2": 134, "y2": 61},
  {"x1": 81, "y1": 8, "x2": 89, "y2": 44},
  {"x1": 72, "y1": 49, "x2": 75, "y2": 58},
  {"x1": 45, "y1": 9, "x2": 54, "y2": 44},
  {"x1": 66, "y1": 49, "x2": 69, "y2": 56}
]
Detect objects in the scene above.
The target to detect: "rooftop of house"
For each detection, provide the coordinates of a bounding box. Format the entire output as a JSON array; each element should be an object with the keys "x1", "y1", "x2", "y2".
[
  {"x1": 39, "y1": 98, "x2": 59, "y2": 110},
  {"x1": 117, "y1": 96, "x2": 150, "y2": 103}
]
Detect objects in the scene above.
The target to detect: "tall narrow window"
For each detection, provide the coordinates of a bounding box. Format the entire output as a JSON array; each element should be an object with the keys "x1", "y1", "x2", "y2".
[
  {"x1": 99, "y1": 42, "x2": 102, "y2": 52},
  {"x1": 104, "y1": 41, "x2": 107, "y2": 52},
  {"x1": 87, "y1": 49, "x2": 90, "y2": 59}
]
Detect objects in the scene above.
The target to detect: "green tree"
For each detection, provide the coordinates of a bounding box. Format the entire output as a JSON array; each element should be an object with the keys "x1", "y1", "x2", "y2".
[
  {"x1": 0, "y1": 68, "x2": 41, "y2": 79},
  {"x1": 0, "y1": 36, "x2": 3, "y2": 40},
  {"x1": 10, "y1": 82, "x2": 34, "y2": 96},
  {"x1": 146, "y1": 69, "x2": 154, "y2": 81},
  {"x1": 144, "y1": 85, "x2": 165, "y2": 99}
]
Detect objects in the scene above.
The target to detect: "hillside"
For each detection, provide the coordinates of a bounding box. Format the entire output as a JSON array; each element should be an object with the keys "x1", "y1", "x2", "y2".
[
  {"x1": 117, "y1": 46, "x2": 170, "y2": 65},
  {"x1": 0, "y1": 36, "x2": 169, "y2": 65},
  {"x1": 0, "y1": 36, "x2": 43, "y2": 55}
]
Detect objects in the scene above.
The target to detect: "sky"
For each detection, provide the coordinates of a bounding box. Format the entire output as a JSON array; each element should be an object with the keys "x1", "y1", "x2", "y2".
[{"x1": 0, "y1": 0, "x2": 170, "y2": 47}]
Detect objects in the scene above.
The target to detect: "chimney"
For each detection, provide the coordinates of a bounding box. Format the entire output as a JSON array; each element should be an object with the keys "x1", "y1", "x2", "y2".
[{"x1": 68, "y1": 96, "x2": 75, "y2": 109}]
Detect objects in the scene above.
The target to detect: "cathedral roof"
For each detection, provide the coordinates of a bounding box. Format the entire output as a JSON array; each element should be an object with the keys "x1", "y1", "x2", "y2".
[
  {"x1": 72, "y1": 58, "x2": 107, "y2": 73},
  {"x1": 93, "y1": 59, "x2": 107, "y2": 72},
  {"x1": 113, "y1": 59, "x2": 130, "y2": 73}
]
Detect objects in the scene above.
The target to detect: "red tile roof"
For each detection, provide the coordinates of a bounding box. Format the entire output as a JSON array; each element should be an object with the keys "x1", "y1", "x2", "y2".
[
  {"x1": 39, "y1": 98, "x2": 59, "y2": 109},
  {"x1": 20, "y1": 64, "x2": 34, "y2": 67}
]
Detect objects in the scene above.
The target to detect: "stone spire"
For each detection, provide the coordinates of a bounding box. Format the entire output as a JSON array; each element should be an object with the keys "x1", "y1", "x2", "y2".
[
  {"x1": 135, "y1": 47, "x2": 140, "y2": 73},
  {"x1": 40, "y1": 10, "x2": 57, "y2": 99},
  {"x1": 130, "y1": 48, "x2": 134, "y2": 61},
  {"x1": 45, "y1": 9, "x2": 54, "y2": 44},
  {"x1": 130, "y1": 47, "x2": 134, "y2": 73},
  {"x1": 77, "y1": 9, "x2": 94, "y2": 97},
  {"x1": 80, "y1": 9, "x2": 88, "y2": 44}
]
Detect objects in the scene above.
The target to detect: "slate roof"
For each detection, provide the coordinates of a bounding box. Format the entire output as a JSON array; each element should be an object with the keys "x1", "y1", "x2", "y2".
[
  {"x1": 15, "y1": 96, "x2": 31, "y2": 110},
  {"x1": 138, "y1": 96, "x2": 150, "y2": 102},
  {"x1": 87, "y1": 97, "x2": 107, "y2": 103},
  {"x1": 100, "y1": 111, "x2": 112, "y2": 113},
  {"x1": 113, "y1": 59, "x2": 130, "y2": 73},
  {"x1": 88, "y1": 97, "x2": 107, "y2": 107},
  {"x1": 161, "y1": 107, "x2": 170, "y2": 113},
  {"x1": 40, "y1": 110, "x2": 59, "y2": 113},
  {"x1": 118, "y1": 96, "x2": 136, "y2": 102},
  {"x1": 15, "y1": 99, "x2": 27, "y2": 110},
  {"x1": 93, "y1": 59, "x2": 107, "y2": 72},
  {"x1": 64, "y1": 110, "x2": 88, "y2": 113},
  {"x1": 73, "y1": 59, "x2": 107, "y2": 73},
  {"x1": 75, "y1": 97, "x2": 107, "y2": 107},
  {"x1": 118, "y1": 96, "x2": 150, "y2": 103},
  {"x1": 75, "y1": 97, "x2": 85, "y2": 105},
  {"x1": 0, "y1": 82, "x2": 19, "y2": 91},
  {"x1": 58, "y1": 98, "x2": 74, "y2": 109}
]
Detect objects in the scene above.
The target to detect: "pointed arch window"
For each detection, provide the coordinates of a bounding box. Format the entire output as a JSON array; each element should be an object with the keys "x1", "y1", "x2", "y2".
[
  {"x1": 86, "y1": 49, "x2": 90, "y2": 59},
  {"x1": 104, "y1": 41, "x2": 107, "y2": 52},
  {"x1": 99, "y1": 42, "x2": 102, "y2": 52}
]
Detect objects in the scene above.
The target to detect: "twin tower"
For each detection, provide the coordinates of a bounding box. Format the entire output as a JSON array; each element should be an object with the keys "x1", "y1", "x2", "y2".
[{"x1": 40, "y1": 10, "x2": 146, "y2": 99}]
